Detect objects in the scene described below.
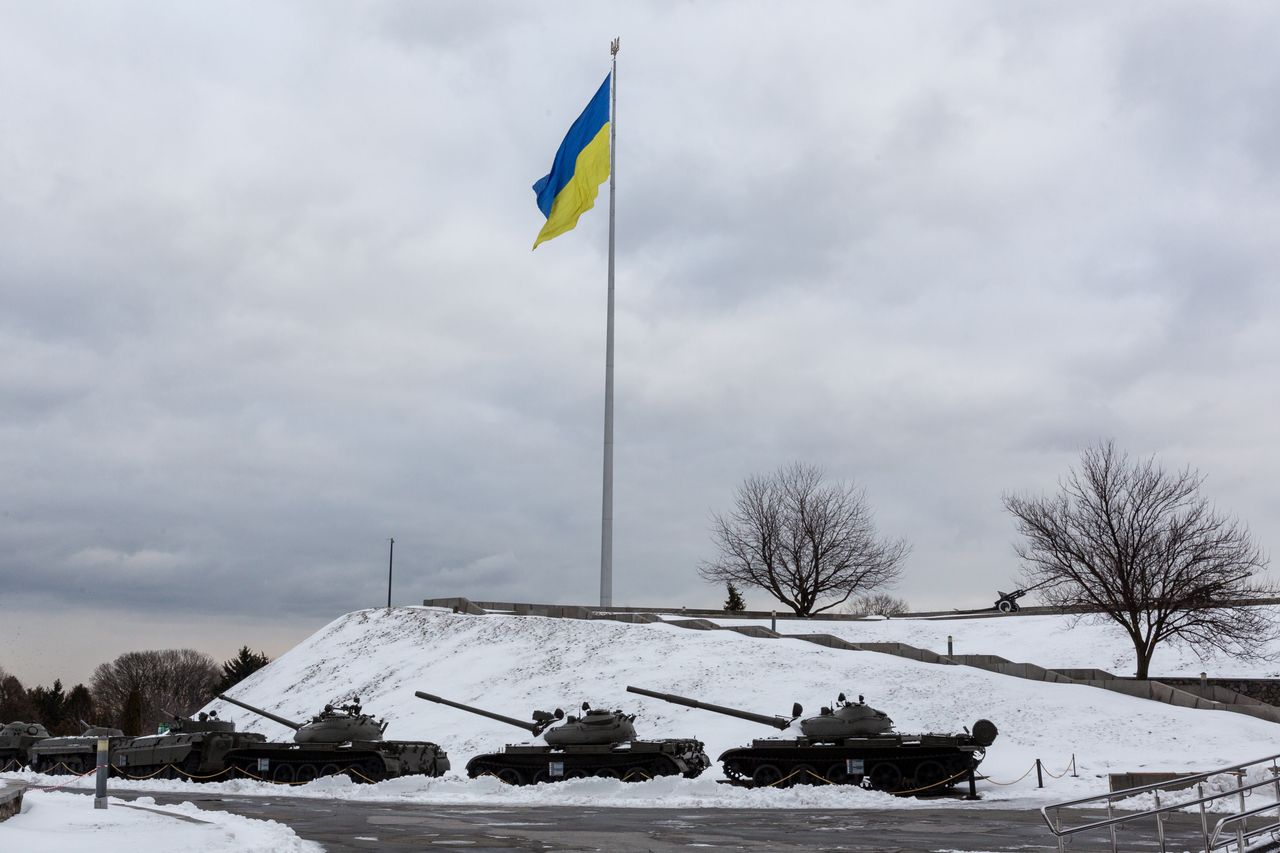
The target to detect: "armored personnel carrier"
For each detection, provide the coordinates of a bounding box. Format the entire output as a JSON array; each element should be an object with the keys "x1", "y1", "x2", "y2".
[
  {"x1": 110, "y1": 711, "x2": 268, "y2": 780},
  {"x1": 214, "y1": 693, "x2": 449, "y2": 783},
  {"x1": 627, "y1": 686, "x2": 997, "y2": 794},
  {"x1": 415, "y1": 690, "x2": 710, "y2": 785},
  {"x1": 0, "y1": 721, "x2": 49, "y2": 770},
  {"x1": 28, "y1": 721, "x2": 126, "y2": 775}
]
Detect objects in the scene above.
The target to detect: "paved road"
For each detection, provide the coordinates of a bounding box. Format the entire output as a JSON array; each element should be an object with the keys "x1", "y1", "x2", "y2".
[{"x1": 103, "y1": 790, "x2": 1217, "y2": 852}]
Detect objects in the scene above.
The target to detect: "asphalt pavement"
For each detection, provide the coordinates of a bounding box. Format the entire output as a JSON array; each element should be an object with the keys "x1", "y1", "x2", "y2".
[{"x1": 98, "y1": 789, "x2": 1217, "y2": 852}]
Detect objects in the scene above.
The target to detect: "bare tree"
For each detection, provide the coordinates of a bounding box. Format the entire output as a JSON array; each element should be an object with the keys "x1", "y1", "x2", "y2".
[
  {"x1": 91, "y1": 649, "x2": 221, "y2": 733},
  {"x1": 1004, "y1": 440, "x2": 1275, "y2": 679},
  {"x1": 700, "y1": 462, "x2": 909, "y2": 616},
  {"x1": 847, "y1": 593, "x2": 911, "y2": 617}
]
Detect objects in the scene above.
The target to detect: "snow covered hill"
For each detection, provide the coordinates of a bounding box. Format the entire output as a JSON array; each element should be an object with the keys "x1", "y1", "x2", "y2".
[
  {"x1": 196, "y1": 606, "x2": 1279, "y2": 807},
  {"x1": 702, "y1": 609, "x2": 1280, "y2": 678}
]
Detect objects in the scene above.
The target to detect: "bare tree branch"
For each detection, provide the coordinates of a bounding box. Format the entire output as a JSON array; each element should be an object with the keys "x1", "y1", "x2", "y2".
[
  {"x1": 700, "y1": 462, "x2": 909, "y2": 616},
  {"x1": 1004, "y1": 440, "x2": 1275, "y2": 678}
]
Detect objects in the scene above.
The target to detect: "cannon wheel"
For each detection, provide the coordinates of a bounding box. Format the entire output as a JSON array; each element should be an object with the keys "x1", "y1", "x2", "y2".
[{"x1": 997, "y1": 599, "x2": 1014, "y2": 613}]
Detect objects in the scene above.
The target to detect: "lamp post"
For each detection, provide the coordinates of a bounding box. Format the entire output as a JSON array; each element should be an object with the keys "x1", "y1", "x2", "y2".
[{"x1": 386, "y1": 538, "x2": 395, "y2": 608}]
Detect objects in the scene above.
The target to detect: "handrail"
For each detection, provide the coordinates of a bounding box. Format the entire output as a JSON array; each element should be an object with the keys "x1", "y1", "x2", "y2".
[
  {"x1": 1040, "y1": 752, "x2": 1280, "y2": 853},
  {"x1": 1210, "y1": 802, "x2": 1280, "y2": 850},
  {"x1": 1044, "y1": 776, "x2": 1274, "y2": 837},
  {"x1": 1045, "y1": 752, "x2": 1280, "y2": 811}
]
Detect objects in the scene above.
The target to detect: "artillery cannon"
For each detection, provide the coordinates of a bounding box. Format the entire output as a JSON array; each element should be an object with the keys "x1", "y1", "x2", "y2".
[
  {"x1": 415, "y1": 690, "x2": 710, "y2": 785},
  {"x1": 210, "y1": 693, "x2": 448, "y2": 784},
  {"x1": 0, "y1": 721, "x2": 50, "y2": 770},
  {"x1": 627, "y1": 686, "x2": 996, "y2": 795}
]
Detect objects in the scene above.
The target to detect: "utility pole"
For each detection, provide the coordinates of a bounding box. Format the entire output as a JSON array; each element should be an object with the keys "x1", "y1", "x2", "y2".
[{"x1": 387, "y1": 537, "x2": 395, "y2": 608}]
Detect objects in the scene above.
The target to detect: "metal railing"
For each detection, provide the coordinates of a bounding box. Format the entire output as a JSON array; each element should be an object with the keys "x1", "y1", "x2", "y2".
[{"x1": 1041, "y1": 753, "x2": 1280, "y2": 852}]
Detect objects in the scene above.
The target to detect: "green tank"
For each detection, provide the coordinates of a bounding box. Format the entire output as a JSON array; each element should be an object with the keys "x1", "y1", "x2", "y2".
[
  {"x1": 627, "y1": 686, "x2": 997, "y2": 794},
  {"x1": 213, "y1": 693, "x2": 449, "y2": 783},
  {"x1": 415, "y1": 690, "x2": 711, "y2": 785},
  {"x1": 0, "y1": 721, "x2": 50, "y2": 770},
  {"x1": 109, "y1": 711, "x2": 268, "y2": 780},
  {"x1": 28, "y1": 721, "x2": 125, "y2": 775}
]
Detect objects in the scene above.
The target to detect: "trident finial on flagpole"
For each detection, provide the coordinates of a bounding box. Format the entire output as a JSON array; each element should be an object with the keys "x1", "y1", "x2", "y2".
[{"x1": 611, "y1": 37, "x2": 620, "y2": 56}]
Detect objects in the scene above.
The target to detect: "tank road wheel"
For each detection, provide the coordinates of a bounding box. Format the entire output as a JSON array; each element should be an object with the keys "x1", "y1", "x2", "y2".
[
  {"x1": 496, "y1": 768, "x2": 524, "y2": 786},
  {"x1": 751, "y1": 764, "x2": 783, "y2": 788},
  {"x1": 823, "y1": 764, "x2": 848, "y2": 784},
  {"x1": 593, "y1": 768, "x2": 620, "y2": 780},
  {"x1": 790, "y1": 764, "x2": 820, "y2": 786},
  {"x1": 867, "y1": 762, "x2": 903, "y2": 792},
  {"x1": 531, "y1": 769, "x2": 554, "y2": 785},
  {"x1": 295, "y1": 764, "x2": 319, "y2": 784},
  {"x1": 351, "y1": 759, "x2": 383, "y2": 783},
  {"x1": 272, "y1": 764, "x2": 297, "y2": 784},
  {"x1": 565, "y1": 769, "x2": 589, "y2": 780},
  {"x1": 319, "y1": 763, "x2": 342, "y2": 779},
  {"x1": 912, "y1": 760, "x2": 947, "y2": 792}
]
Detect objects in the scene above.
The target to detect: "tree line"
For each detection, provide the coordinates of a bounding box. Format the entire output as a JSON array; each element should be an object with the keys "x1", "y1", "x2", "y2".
[
  {"x1": 0, "y1": 646, "x2": 270, "y2": 734},
  {"x1": 703, "y1": 441, "x2": 1275, "y2": 679}
]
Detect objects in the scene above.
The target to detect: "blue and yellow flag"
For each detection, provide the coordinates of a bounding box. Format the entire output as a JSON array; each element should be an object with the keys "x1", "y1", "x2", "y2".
[{"x1": 532, "y1": 74, "x2": 611, "y2": 250}]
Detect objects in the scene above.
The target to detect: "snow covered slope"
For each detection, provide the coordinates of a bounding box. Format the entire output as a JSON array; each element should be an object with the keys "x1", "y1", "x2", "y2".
[
  {"x1": 703, "y1": 609, "x2": 1280, "y2": 678},
  {"x1": 199, "y1": 606, "x2": 1278, "y2": 807}
]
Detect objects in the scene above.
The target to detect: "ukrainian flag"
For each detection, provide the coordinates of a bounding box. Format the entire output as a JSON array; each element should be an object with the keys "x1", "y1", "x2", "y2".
[{"x1": 532, "y1": 74, "x2": 611, "y2": 250}]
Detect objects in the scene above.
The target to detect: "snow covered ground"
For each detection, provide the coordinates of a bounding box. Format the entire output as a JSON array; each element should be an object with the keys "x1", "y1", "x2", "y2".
[
  {"x1": 696, "y1": 608, "x2": 1280, "y2": 678},
  {"x1": 4, "y1": 606, "x2": 1278, "y2": 814},
  {"x1": 0, "y1": 788, "x2": 320, "y2": 852}
]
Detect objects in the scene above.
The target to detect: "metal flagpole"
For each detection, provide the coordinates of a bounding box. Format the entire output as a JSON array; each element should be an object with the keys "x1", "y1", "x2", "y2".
[{"x1": 600, "y1": 38, "x2": 619, "y2": 608}]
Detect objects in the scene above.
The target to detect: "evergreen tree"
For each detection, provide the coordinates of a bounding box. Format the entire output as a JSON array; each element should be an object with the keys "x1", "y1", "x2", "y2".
[
  {"x1": 29, "y1": 679, "x2": 68, "y2": 733},
  {"x1": 64, "y1": 684, "x2": 95, "y2": 731},
  {"x1": 218, "y1": 647, "x2": 272, "y2": 692},
  {"x1": 723, "y1": 582, "x2": 747, "y2": 613},
  {"x1": 0, "y1": 672, "x2": 37, "y2": 722},
  {"x1": 119, "y1": 686, "x2": 145, "y2": 735}
]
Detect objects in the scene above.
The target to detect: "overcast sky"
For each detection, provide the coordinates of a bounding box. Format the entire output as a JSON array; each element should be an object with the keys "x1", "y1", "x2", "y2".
[{"x1": 3, "y1": 1, "x2": 1278, "y2": 686}]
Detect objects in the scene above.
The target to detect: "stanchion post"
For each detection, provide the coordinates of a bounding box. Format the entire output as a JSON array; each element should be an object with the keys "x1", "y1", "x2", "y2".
[
  {"x1": 93, "y1": 738, "x2": 109, "y2": 809},
  {"x1": 1036, "y1": 758, "x2": 1044, "y2": 788},
  {"x1": 966, "y1": 766, "x2": 978, "y2": 800},
  {"x1": 771, "y1": 611, "x2": 776, "y2": 632},
  {"x1": 947, "y1": 635, "x2": 953, "y2": 656},
  {"x1": 1071, "y1": 753, "x2": 1078, "y2": 777}
]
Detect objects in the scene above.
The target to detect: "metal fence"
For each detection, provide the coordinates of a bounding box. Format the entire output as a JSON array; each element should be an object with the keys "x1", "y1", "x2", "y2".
[{"x1": 1041, "y1": 753, "x2": 1280, "y2": 852}]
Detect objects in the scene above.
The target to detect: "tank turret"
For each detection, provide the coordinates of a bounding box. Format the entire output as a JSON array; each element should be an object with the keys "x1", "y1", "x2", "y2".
[
  {"x1": 216, "y1": 693, "x2": 387, "y2": 744},
  {"x1": 0, "y1": 721, "x2": 50, "y2": 770},
  {"x1": 628, "y1": 685, "x2": 997, "y2": 794},
  {"x1": 414, "y1": 689, "x2": 709, "y2": 785},
  {"x1": 415, "y1": 692, "x2": 635, "y2": 746},
  {"x1": 162, "y1": 709, "x2": 236, "y2": 734}
]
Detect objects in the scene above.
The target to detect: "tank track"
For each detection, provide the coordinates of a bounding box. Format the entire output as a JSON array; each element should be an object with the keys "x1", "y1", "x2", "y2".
[
  {"x1": 719, "y1": 744, "x2": 982, "y2": 794},
  {"x1": 465, "y1": 750, "x2": 690, "y2": 785}
]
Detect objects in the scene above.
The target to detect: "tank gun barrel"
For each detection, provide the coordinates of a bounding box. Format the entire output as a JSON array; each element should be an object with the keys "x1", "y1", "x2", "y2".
[
  {"x1": 627, "y1": 686, "x2": 796, "y2": 730},
  {"x1": 414, "y1": 691, "x2": 543, "y2": 735},
  {"x1": 216, "y1": 693, "x2": 302, "y2": 731}
]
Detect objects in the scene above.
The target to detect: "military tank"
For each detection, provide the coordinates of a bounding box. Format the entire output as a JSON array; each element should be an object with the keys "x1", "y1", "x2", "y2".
[
  {"x1": 110, "y1": 710, "x2": 268, "y2": 780},
  {"x1": 627, "y1": 686, "x2": 997, "y2": 794},
  {"x1": 214, "y1": 693, "x2": 449, "y2": 783},
  {"x1": 415, "y1": 690, "x2": 710, "y2": 785},
  {"x1": 0, "y1": 721, "x2": 50, "y2": 770},
  {"x1": 28, "y1": 721, "x2": 126, "y2": 775}
]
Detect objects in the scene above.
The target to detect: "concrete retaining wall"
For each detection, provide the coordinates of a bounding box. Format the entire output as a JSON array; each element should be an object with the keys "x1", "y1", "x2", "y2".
[{"x1": 0, "y1": 781, "x2": 25, "y2": 822}]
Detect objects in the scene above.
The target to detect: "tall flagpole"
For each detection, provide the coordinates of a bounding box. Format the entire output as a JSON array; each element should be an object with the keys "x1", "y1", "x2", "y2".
[{"x1": 600, "y1": 38, "x2": 619, "y2": 608}]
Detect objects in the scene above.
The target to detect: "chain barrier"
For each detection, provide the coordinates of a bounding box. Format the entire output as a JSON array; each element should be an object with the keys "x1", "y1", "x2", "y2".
[
  {"x1": 978, "y1": 754, "x2": 1077, "y2": 786},
  {"x1": 31, "y1": 763, "x2": 102, "y2": 792}
]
